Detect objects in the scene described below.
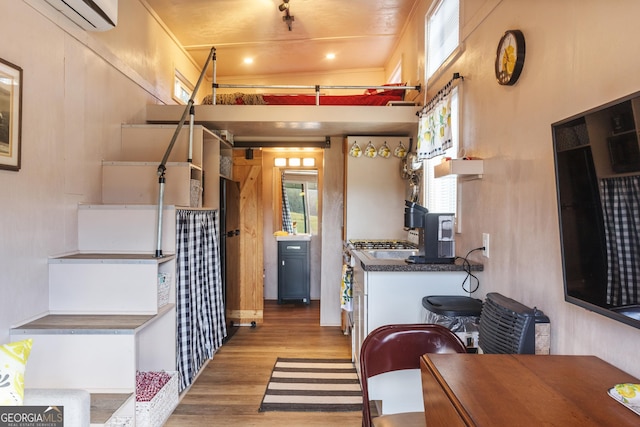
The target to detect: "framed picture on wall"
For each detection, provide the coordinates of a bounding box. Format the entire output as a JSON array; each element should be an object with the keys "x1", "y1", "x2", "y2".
[{"x1": 0, "y1": 57, "x2": 22, "y2": 171}]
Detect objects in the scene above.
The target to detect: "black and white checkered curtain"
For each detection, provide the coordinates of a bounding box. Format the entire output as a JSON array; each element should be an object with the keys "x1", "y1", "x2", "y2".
[
  {"x1": 281, "y1": 171, "x2": 294, "y2": 233},
  {"x1": 600, "y1": 176, "x2": 640, "y2": 306},
  {"x1": 175, "y1": 208, "x2": 226, "y2": 392}
]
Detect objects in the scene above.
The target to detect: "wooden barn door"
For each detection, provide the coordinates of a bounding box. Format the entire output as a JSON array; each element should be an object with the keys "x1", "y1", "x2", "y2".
[{"x1": 229, "y1": 149, "x2": 264, "y2": 325}]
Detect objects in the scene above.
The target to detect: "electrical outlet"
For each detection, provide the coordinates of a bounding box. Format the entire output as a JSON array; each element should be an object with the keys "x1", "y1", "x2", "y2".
[{"x1": 482, "y1": 233, "x2": 490, "y2": 258}]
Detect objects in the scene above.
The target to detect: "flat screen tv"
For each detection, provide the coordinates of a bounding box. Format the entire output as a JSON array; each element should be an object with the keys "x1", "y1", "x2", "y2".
[{"x1": 552, "y1": 93, "x2": 640, "y2": 329}]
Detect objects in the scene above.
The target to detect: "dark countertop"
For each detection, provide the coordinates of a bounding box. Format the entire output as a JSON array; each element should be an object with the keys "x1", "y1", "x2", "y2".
[{"x1": 353, "y1": 250, "x2": 484, "y2": 272}]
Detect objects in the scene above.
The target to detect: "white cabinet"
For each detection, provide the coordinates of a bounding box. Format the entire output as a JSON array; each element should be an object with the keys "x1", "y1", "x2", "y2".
[
  {"x1": 344, "y1": 136, "x2": 410, "y2": 241},
  {"x1": 352, "y1": 258, "x2": 473, "y2": 378}
]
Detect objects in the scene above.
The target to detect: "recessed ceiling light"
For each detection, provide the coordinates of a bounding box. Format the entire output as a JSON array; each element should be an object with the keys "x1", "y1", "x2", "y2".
[
  {"x1": 326, "y1": 53, "x2": 336, "y2": 60},
  {"x1": 244, "y1": 57, "x2": 253, "y2": 64}
]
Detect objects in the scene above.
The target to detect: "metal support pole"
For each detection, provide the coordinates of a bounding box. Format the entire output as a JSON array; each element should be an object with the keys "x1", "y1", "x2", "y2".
[
  {"x1": 155, "y1": 174, "x2": 166, "y2": 258},
  {"x1": 188, "y1": 105, "x2": 194, "y2": 163},
  {"x1": 212, "y1": 50, "x2": 217, "y2": 105}
]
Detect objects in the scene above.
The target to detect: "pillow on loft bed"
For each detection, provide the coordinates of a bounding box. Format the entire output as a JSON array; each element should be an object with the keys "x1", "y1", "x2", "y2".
[
  {"x1": 364, "y1": 83, "x2": 407, "y2": 99},
  {"x1": 201, "y1": 93, "x2": 267, "y2": 105}
]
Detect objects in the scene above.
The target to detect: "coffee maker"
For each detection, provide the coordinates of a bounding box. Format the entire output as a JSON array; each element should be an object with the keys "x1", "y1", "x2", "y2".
[{"x1": 404, "y1": 200, "x2": 455, "y2": 264}]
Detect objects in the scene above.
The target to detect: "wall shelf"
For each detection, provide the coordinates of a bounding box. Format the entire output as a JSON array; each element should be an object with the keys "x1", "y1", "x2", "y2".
[{"x1": 434, "y1": 159, "x2": 483, "y2": 180}]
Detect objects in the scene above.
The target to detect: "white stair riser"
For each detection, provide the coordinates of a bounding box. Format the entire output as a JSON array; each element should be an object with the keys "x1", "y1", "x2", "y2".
[
  {"x1": 78, "y1": 205, "x2": 176, "y2": 253},
  {"x1": 102, "y1": 163, "x2": 200, "y2": 206},
  {"x1": 12, "y1": 333, "x2": 136, "y2": 393},
  {"x1": 49, "y1": 263, "x2": 161, "y2": 314}
]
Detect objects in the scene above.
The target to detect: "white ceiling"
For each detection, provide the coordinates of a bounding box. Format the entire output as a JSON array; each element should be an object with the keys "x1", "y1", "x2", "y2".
[{"x1": 145, "y1": 0, "x2": 421, "y2": 78}]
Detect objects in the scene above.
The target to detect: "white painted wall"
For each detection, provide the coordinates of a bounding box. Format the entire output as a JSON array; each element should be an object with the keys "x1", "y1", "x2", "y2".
[{"x1": 0, "y1": 0, "x2": 200, "y2": 343}]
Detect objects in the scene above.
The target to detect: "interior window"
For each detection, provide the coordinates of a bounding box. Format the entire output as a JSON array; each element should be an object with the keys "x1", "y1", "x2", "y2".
[
  {"x1": 173, "y1": 70, "x2": 193, "y2": 105},
  {"x1": 426, "y1": 0, "x2": 460, "y2": 80},
  {"x1": 421, "y1": 0, "x2": 460, "y2": 219},
  {"x1": 388, "y1": 60, "x2": 402, "y2": 84},
  {"x1": 423, "y1": 87, "x2": 459, "y2": 215}
]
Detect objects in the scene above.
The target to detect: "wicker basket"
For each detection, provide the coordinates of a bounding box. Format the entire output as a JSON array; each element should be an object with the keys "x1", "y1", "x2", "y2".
[
  {"x1": 135, "y1": 371, "x2": 179, "y2": 427},
  {"x1": 106, "y1": 416, "x2": 133, "y2": 427},
  {"x1": 190, "y1": 179, "x2": 202, "y2": 207},
  {"x1": 157, "y1": 272, "x2": 171, "y2": 307},
  {"x1": 220, "y1": 155, "x2": 233, "y2": 177}
]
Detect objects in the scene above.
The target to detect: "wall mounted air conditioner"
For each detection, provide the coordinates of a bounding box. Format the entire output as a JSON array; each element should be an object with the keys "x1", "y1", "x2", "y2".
[{"x1": 44, "y1": 0, "x2": 118, "y2": 32}]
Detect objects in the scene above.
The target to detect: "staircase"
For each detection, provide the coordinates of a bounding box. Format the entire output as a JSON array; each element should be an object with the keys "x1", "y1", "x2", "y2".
[{"x1": 9, "y1": 122, "x2": 231, "y2": 426}]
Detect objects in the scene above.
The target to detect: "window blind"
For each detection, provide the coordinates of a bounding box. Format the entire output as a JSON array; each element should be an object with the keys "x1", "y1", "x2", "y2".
[{"x1": 426, "y1": 0, "x2": 460, "y2": 78}]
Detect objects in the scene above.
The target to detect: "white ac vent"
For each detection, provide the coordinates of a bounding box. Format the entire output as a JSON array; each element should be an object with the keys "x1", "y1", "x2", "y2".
[{"x1": 44, "y1": 0, "x2": 118, "y2": 32}]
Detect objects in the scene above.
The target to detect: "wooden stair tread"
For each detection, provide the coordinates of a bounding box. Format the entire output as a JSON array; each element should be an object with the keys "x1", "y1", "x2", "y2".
[
  {"x1": 50, "y1": 252, "x2": 175, "y2": 263},
  {"x1": 91, "y1": 393, "x2": 133, "y2": 424},
  {"x1": 11, "y1": 304, "x2": 174, "y2": 333}
]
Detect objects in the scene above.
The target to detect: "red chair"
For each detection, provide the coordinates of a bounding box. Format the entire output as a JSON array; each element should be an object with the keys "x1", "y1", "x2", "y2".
[{"x1": 360, "y1": 323, "x2": 467, "y2": 427}]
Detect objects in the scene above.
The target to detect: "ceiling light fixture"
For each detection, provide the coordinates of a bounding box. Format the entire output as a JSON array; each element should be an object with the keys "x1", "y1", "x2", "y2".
[
  {"x1": 278, "y1": 0, "x2": 289, "y2": 12},
  {"x1": 326, "y1": 53, "x2": 336, "y2": 60},
  {"x1": 278, "y1": 0, "x2": 294, "y2": 31}
]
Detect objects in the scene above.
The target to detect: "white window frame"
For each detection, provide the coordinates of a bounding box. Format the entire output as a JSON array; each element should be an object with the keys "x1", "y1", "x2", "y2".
[
  {"x1": 425, "y1": 0, "x2": 460, "y2": 81},
  {"x1": 422, "y1": 0, "x2": 461, "y2": 230},
  {"x1": 173, "y1": 69, "x2": 193, "y2": 105},
  {"x1": 422, "y1": 87, "x2": 459, "y2": 217},
  {"x1": 388, "y1": 59, "x2": 402, "y2": 84}
]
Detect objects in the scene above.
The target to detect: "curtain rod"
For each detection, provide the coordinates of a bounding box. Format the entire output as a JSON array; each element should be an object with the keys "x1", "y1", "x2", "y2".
[{"x1": 417, "y1": 73, "x2": 464, "y2": 117}]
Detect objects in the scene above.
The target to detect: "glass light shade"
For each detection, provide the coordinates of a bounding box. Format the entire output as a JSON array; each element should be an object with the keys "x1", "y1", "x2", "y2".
[
  {"x1": 302, "y1": 158, "x2": 315, "y2": 166},
  {"x1": 274, "y1": 158, "x2": 287, "y2": 167},
  {"x1": 288, "y1": 158, "x2": 301, "y2": 166}
]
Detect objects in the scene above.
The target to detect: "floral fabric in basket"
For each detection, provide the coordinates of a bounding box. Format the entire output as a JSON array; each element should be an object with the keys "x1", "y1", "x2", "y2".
[
  {"x1": 136, "y1": 371, "x2": 179, "y2": 427},
  {"x1": 136, "y1": 371, "x2": 172, "y2": 402}
]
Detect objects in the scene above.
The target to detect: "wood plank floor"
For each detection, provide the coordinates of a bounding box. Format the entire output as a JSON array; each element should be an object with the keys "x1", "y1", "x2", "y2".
[{"x1": 165, "y1": 300, "x2": 362, "y2": 427}]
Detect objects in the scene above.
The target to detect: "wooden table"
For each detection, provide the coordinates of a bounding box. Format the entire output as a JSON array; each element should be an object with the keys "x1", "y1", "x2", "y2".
[{"x1": 420, "y1": 354, "x2": 639, "y2": 426}]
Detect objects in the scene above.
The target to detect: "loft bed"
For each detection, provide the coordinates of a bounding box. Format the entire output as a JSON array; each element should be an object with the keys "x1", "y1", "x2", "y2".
[
  {"x1": 146, "y1": 47, "x2": 422, "y2": 139},
  {"x1": 202, "y1": 83, "x2": 414, "y2": 106}
]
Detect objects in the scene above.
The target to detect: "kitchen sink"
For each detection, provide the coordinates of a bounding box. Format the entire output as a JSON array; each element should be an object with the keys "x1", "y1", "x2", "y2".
[{"x1": 364, "y1": 249, "x2": 418, "y2": 260}]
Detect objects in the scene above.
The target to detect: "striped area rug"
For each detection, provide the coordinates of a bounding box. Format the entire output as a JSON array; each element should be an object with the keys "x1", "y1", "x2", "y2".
[{"x1": 259, "y1": 358, "x2": 363, "y2": 412}]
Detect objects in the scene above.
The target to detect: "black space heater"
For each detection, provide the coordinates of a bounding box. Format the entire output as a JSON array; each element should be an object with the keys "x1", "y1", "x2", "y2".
[{"x1": 478, "y1": 292, "x2": 550, "y2": 354}]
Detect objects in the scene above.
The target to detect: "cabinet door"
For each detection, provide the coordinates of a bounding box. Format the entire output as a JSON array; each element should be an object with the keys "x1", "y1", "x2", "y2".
[{"x1": 278, "y1": 242, "x2": 310, "y2": 303}]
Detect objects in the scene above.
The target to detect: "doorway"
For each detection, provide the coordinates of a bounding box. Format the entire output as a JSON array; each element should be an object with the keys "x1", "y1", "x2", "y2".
[{"x1": 262, "y1": 149, "x2": 324, "y2": 309}]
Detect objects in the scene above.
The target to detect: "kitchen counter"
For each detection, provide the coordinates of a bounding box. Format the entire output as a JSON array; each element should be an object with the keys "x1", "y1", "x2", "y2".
[{"x1": 352, "y1": 250, "x2": 483, "y2": 272}]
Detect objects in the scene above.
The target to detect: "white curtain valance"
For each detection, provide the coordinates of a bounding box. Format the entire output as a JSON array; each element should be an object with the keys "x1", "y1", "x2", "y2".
[{"x1": 416, "y1": 74, "x2": 462, "y2": 160}]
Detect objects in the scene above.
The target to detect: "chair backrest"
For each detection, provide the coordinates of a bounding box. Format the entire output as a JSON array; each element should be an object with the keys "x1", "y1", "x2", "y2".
[{"x1": 360, "y1": 323, "x2": 466, "y2": 427}]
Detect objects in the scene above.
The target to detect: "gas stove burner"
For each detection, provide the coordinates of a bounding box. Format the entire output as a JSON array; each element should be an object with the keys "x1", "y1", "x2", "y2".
[{"x1": 349, "y1": 240, "x2": 418, "y2": 250}]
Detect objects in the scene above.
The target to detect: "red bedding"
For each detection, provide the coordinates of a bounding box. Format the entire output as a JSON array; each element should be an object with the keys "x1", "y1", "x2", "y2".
[
  {"x1": 202, "y1": 86, "x2": 407, "y2": 106},
  {"x1": 261, "y1": 93, "x2": 402, "y2": 106}
]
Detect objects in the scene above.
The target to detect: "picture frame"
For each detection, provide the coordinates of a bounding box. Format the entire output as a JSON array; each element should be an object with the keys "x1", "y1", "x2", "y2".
[{"x1": 0, "y1": 58, "x2": 22, "y2": 171}]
